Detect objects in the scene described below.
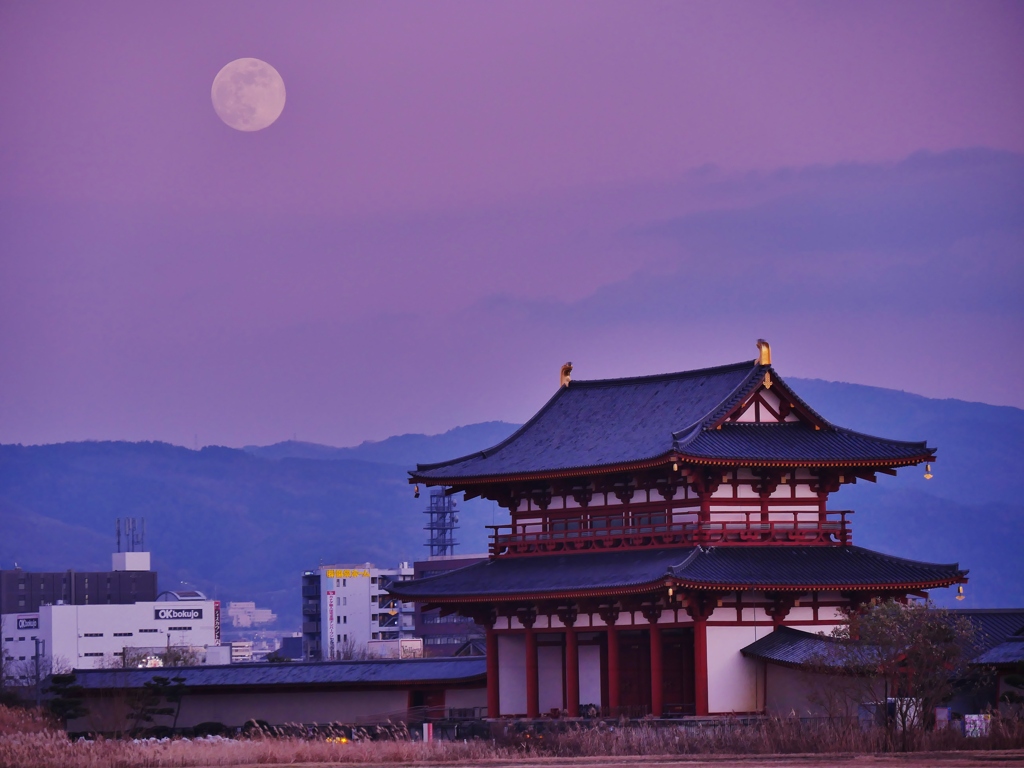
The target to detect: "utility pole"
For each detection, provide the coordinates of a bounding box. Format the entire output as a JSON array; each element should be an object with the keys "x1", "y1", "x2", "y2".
[{"x1": 34, "y1": 638, "x2": 44, "y2": 709}]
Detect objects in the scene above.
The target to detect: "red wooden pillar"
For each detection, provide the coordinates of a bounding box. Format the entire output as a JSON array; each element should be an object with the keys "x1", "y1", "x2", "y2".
[
  {"x1": 565, "y1": 624, "x2": 579, "y2": 717},
  {"x1": 599, "y1": 605, "x2": 622, "y2": 714},
  {"x1": 522, "y1": 611, "x2": 539, "y2": 718},
  {"x1": 686, "y1": 594, "x2": 713, "y2": 717},
  {"x1": 649, "y1": 623, "x2": 663, "y2": 717},
  {"x1": 693, "y1": 614, "x2": 709, "y2": 716},
  {"x1": 560, "y1": 606, "x2": 580, "y2": 717},
  {"x1": 485, "y1": 622, "x2": 500, "y2": 718},
  {"x1": 643, "y1": 604, "x2": 664, "y2": 717}
]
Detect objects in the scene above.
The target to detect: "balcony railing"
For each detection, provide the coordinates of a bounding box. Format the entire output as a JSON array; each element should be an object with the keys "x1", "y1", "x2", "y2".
[{"x1": 488, "y1": 510, "x2": 852, "y2": 556}]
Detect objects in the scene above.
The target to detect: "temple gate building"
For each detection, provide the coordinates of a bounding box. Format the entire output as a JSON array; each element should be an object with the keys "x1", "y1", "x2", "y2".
[{"x1": 389, "y1": 342, "x2": 967, "y2": 718}]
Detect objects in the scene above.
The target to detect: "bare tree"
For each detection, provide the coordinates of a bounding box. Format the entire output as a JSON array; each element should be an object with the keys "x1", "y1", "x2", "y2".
[
  {"x1": 339, "y1": 636, "x2": 367, "y2": 660},
  {"x1": 824, "y1": 599, "x2": 983, "y2": 749}
]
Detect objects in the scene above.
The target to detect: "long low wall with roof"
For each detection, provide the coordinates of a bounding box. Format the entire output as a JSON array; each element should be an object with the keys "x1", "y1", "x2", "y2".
[{"x1": 66, "y1": 658, "x2": 487, "y2": 732}]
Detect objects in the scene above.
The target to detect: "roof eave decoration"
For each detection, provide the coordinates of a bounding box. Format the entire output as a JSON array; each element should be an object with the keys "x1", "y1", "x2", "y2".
[
  {"x1": 390, "y1": 574, "x2": 967, "y2": 605},
  {"x1": 408, "y1": 450, "x2": 935, "y2": 487}
]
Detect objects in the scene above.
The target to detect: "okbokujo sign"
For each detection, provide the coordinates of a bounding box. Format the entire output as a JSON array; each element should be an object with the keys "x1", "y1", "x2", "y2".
[
  {"x1": 154, "y1": 607, "x2": 203, "y2": 621},
  {"x1": 17, "y1": 615, "x2": 39, "y2": 630}
]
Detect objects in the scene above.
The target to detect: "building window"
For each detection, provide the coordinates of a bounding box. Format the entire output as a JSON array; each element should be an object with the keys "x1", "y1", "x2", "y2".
[
  {"x1": 371, "y1": 595, "x2": 377, "y2": 604},
  {"x1": 83, "y1": 652, "x2": 104, "y2": 657},
  {"x1": 342, "y1": 597, "x2": 347, "y2": 606},
  {"x1": 370, "y1": 577, "x2": 377, "y2": 585},
  {"x1": 139, "y1": 628, "x2": 159, "y2": 633},
  {"x1": 17, "y1": 599, "x2": 25, "y2": 607},
  {"x1": 84, "y1": 632, "x2": 103, "y2": 637},
  {"x1": 113, "y1": 632, "x2": 133, "y2": 637},
  {"x1": 342, "y1": 579, "x2": 346, "y2": 587},
  {"x1": 18, "y1": 637, "x2": 25, "y2": 642},
  {"x1": 168, "y1": 626, "x2": 192, "y2": 631},
  {"x1": 18, "y1": 582, "x2": 25, "y2": 590},
  {"x1": 342, "y1": 616, "x2": 347, "y2": 624},
  {"x1": 343, "y1": 634, "x2": 347, "y2": 642},
  {"x1": 337, "y1": 616, "x2": 341, "y2": 624}
]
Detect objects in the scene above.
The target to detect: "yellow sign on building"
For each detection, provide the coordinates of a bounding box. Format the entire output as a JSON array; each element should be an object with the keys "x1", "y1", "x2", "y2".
[{"x1": 325, "y1": 568, "x2": 371, "y2": 578}]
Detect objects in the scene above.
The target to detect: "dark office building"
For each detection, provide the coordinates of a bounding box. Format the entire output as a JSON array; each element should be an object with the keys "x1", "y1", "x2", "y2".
[
  {"x1": 412, "y1": 555, "x2": 487, "y2": 656},
  {"x1": 0, "y1": 568, "x2": 158, "y2": 614}
]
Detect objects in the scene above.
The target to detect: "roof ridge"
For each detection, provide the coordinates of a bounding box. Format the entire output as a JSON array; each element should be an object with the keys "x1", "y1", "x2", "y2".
[{"x1": 568, "y1": 359, "x2": 757, "y2": 388}]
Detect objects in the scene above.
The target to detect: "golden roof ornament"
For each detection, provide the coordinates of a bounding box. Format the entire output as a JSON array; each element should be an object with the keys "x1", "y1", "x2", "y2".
[
  {"x1": 560, "y1": 362, "x2": 573, "y2": 388},
  {"x1": 756, "y1": 339, "x2": 771, "y2": 366}
]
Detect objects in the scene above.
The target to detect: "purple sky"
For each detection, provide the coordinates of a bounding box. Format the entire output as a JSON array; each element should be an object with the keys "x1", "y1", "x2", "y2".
[{"x1": 2, "y1": 2, "x2": 1022, "y2": 448}]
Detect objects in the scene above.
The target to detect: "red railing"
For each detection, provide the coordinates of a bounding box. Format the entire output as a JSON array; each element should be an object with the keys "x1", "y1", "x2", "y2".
[{"x1": 487, "y1": 510, "x2": 852, "y2": 556}]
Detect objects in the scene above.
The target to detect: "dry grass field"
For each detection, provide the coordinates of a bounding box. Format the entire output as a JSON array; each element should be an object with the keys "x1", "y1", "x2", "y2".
[{"x1": 3, "y1": 706, "x2": 1024, "y2": 768}]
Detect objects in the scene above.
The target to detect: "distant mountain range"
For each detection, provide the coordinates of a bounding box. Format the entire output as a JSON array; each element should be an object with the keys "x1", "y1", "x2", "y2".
[
  {"x1": 1, "y1": 379, "x2": 1021, "y2": 626},
  {"x1": 243, "y1": 421, "x2": 518, "y2": 468}
]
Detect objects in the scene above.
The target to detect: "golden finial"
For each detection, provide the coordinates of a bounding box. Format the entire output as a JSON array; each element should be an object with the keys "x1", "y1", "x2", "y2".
[
  {"x1": 560, "y1": 362, "x2": 573, "y2": 388},
  {"x1": 756, "y1": 339, "x2": 771, "y2": 366}
]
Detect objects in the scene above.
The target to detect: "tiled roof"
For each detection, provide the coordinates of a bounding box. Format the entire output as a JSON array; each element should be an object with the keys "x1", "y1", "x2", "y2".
[
  {"x1": 679, "y1": 423, "x2": 932, "y2": 465},
  {"x1": 670, "y1": 547, "x2": 964, "y2": 591},
  {"x1": 973, "y1": 634, "x2": 1024, "y2": 666},
  {"x1": 71, "y1": 657, "x2": 486, "y2": 690},
  {"x1": 388, "y1": 546, "x2": 965, "y2": 601},
  {"x1": 411, "y1": 360, "x2": 932, "y2": 482},
  {"x1": 951, "y1": 610, "x2": 1024, "y2": 654},
  {"x1": 740, "y1": 626, "x2": 867, "y2": 669}
]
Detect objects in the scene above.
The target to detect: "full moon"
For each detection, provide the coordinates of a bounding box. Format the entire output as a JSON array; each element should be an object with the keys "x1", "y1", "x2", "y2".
[{"x1": 211, "y1": 58, "x2": 286, "y2": 132}]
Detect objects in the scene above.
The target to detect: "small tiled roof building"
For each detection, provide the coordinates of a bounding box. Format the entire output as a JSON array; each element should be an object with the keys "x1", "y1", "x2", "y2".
[{"x1": 390, "y1": 341, "x2": 966, "y2": 718}]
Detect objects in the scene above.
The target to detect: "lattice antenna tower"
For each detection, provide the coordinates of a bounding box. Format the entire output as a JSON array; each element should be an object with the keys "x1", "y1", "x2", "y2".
[
  {"x1": 424, "y1": 489, "x2": 459, "y2": 557},
  {"x1": 116, "y1": 517, "x2": 145, "y2": 553}
]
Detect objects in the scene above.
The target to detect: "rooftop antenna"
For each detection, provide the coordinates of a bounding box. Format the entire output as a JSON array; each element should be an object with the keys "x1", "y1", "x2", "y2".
[
  {"x1": 424, "y1": 488, "x2": 459, "y2": 557},
  {"x1": 116, "y1": 517, "x2": 146, "y2": 552}
]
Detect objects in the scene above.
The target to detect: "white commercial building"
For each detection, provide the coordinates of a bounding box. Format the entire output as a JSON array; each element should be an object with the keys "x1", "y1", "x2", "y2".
[
  {"x1": 2, "y1": 600, "x2": 220, "y2": 673},
  {"x1": 301, "y1": 563, "x2": 416, "y2": 660}
]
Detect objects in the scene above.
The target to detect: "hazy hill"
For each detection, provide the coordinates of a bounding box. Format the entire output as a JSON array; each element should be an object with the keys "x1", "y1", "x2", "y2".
[
  {"x1": 1, "y1": 379, "x2": 1020, "y2": 624},
  {"x1": 243, "y1": 421, "x2": 519, "y2": 467}
]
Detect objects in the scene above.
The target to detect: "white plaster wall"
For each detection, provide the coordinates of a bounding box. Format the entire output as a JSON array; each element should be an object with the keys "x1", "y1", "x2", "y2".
[
  {"x1": 765, "y1": 664, "x2": 825, "y2": 717},
  {"x1": 578, "y1": 645, "x2": 602, "y2": 707},
  {"x1": 786, "y1": 607, "x2": 815, "y2": 623},
  {"x1": 706, "y1": 625, "x2": 768, "y2": 713},
  {"x1": 498, "y1": 634, "x2": 526, "y2": 716},
  {"x1": 538, "y1": 645, "x2": 564, "y2": 713},
  {"x1": 766, "y1": 664, "x2": 881, "y2": 717}
]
